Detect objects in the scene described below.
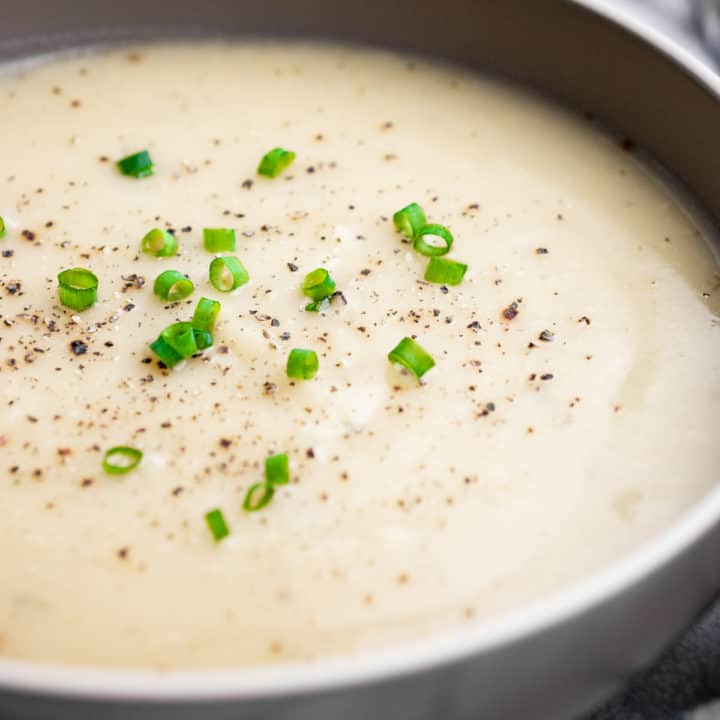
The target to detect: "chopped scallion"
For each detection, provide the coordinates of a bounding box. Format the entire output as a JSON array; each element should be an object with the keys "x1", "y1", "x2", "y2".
[
  {"x1": 161, "y1": 321, "x2": 197, "y2": 358},
  {"x1": 243, "y1": 482, "x2": 276, "y2": 512},
  {"x1": 393, "y1": 202, "x2": 426, "y2": 239},
  {"x1": 257, "y1": 147, "x2": 296, "y2": 178},
  {"x1": 286, "y1": 348, "x2": 319, "y2": 380},
  {"x1": 265, "y1": 452, "x2": 290, "y2": 486},
  {"x1": 301, "y1": 268, "x2": 336, "y2": 302},
  {"x1": 205, "y1": 508, "x2": 230, "y2": 542},
  {"x1": 209, "y1": 256, "x2": 249, "y2": 292},
  {"x1": 203, "y1": 228, "x2": 236, "y2": 253},
  {"x1": 153, "y1": 270, "x2": 194, "y2": 302},
  {"x1": 424, "y1": 257, "x2": 468, "y2": 285},
  {"x1": 413, "y1": 224, "x2": 454, "y2": 257},
  {"x1": 149, "y1": 335, "x2": 183, "y2": 369},
  {"x1": 241, "y1": 451, "x2": 290, "y2": 513},
  {"x1": 150, "y1": 322, "x2": 198, "y2": 367},
  {"x1": 117, "y1": 150, "x2": 154, "y2": 178},
  {"x1": 192, "y1": 297, "x2": 221, "y2": 333},
  {"x1": 102, "y1": 446, "x2": 143, "y2": 475},
  {"x1": 57, "y1": 268, "x2": 98, "y2": 311},
  {"x1": 388, "y1": 337, "x2": 436, "y2": 379},
  {"x1": 141, "y1": 228, "x2": 177, "y2": 257}
]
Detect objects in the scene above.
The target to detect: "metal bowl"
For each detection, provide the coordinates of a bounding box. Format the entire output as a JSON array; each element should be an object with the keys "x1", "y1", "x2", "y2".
[
  {"x1": 693, "y1": 0, "x2": 720, "y2": 60},
  {"x1": 2, "y1": 2, "x2": 720, "y2": 718}
]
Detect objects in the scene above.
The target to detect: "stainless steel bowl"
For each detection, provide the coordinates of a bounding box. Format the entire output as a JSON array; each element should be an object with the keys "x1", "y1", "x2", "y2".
[{"x1": 2, "y1": 2, "x2": 720, "y2": 718}]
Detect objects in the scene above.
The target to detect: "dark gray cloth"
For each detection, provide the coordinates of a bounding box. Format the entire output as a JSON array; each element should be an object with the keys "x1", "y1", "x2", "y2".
[{"x1": 584, "y1": 595, "x2": 720, "y2": 719}]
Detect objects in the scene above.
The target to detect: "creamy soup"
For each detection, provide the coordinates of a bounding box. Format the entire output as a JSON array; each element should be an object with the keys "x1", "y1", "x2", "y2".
[{"x1": 1, "y1": 42, "x2": 720, "y2": 669}]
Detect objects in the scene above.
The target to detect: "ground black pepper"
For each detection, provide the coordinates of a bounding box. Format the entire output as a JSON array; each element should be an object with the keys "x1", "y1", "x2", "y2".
[{"x1": 502, "y1": 302, "x2": 519, "y2": 321}]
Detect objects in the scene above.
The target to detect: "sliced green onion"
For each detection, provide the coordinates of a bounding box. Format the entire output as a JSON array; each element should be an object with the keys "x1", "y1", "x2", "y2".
[
  {"x1": 102, "y1": 446, "x2": 143, "y2": 475},
  {"x1": 149, "y1": 335, "x2": 183, "y2": 368},
  {"x1": 388, "y1": 337, "x2": 436, "y2": 379},
  {"x1": 413, "y1": 224, "x2": 454, "y2": 257},
  {"x1": 424, "y1": 257, "x2": 468, "y2": 286},
  {"x1": 286, "y1": 348, "x2": 319, "y2": 380},
  {"x1": 161, "y1": 321, "x2": 197, "y2": 358},
  {"x1": 257, "y1": 147, "x2": 296, "y2": 178},
  {"x1": 150, "y1": 322, "x2": 199, "y2": 368},
  {"x1": 205, "y1": 508, "x2": 230, "y2": 542},
  {"x1": 301, "y1": 268, "x2": 336, "y2": 302},
  {"x1": 192, "y1": 297, "x2": 221, "y2": 333},
  {"x1": 141, "y1": 228, "x2": 177, "y2": 257},
  {"x1": 57, "y1": 268, "x2": 98, "y2": 311},
  {"x1": 153, "y1": 270, "x2": 194, "y2": 302},
  {"x1": 265, "y1": 452, "x2": 290, "y2": 486},
  {"x1": 393, "y1": 202, "x2": 426, "y2": 239},
  {"x1": 243, "y1": 482, "x2": 275, "y2": 512},
  {"x1": 117, "y1": 150, "x2": 154, "y2": 178},
  {"x1": 193, "y1": 329, "x2": 214, "y2": 350},
  {"x1": 192, "y1": 298, "x2": 220, "y2": 350},
  {"x1": 203, "y1": 228, "x2": 236, "y2": 252},
  {"x1": 209, "y1": 256, "x2": 249, "y2": 292},
  {"x1": 0, "y1": 216, "x2": 6, "y2": 238}
]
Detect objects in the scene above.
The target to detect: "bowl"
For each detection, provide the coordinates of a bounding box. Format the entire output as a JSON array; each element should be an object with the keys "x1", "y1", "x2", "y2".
[{"x1": 2, "y1": 1, "x2": 720, "y2": 718}]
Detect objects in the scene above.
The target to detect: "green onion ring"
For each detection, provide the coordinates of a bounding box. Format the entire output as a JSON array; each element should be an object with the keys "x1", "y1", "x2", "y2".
[
  {"x1": 243, "y1": 482, "x2": 276, "y2": 512},
  {"x1": 203, "y1": 228, "x2": 236, "y2": 253},
  {"x1": 209, "y1": 256, "x2": 249, "y2": 292},
  {"x1": 141, "y1": 228, "x2": 178, "y2": 257},
  {"x1": 116, "y1": 150, "x2": 154, "y2": 178},
  {"x1": 265, "y1": 453, "x2": 290, "y2": 486},
  {"x1": 301, "y1": 268, "x2": 336, "y2": 302},
  {"x1": 424, "y1": 257, "x2": 468, "y2": 286},
  {"x1": 286, "y1": 349, "x2": 319, "y2": 380},
  {"x1": 102, "y1": 446, "x2": 143, "y2": 475},
  {"x1": 149, "y1": 335, "x2": 183, "y2": 368},
  {"x1": 161, "y1": 321, "x2": 197, "y2": 358},
  {"x1": 57, "y1": 268, "x2": 99, "y2": 311},
  {"x1": 388, "y1": 337, "x2": 436, "y2": 379},
  {"x1": 413, "y1": 224, "x2": 454, "y2": 257},
  {"x1": 192, "y1": 297, "x2": 221, "y2": 333},
  {"x1": 257, "y1": 147, "x2": 296, "y2": 178},
  {"x1": 153, "y1": 270, "x2": 194, "y2": 302},
  {"x1": 392, "y1": 202, "x2": 426, "y2": 239},
  {"x1": 205, "y1": 508, "x2": 230, "y2": 542}
]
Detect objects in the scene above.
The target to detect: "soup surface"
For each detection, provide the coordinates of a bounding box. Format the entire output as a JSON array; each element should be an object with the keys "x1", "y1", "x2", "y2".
[{"x1": 1, "y1": 42, "x2": 720, "y2": 669}]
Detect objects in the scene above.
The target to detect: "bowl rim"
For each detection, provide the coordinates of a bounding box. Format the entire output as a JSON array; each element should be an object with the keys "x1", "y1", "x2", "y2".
[{"x1": 2, "y1": 0, "x2": 720, "y2": 702}]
